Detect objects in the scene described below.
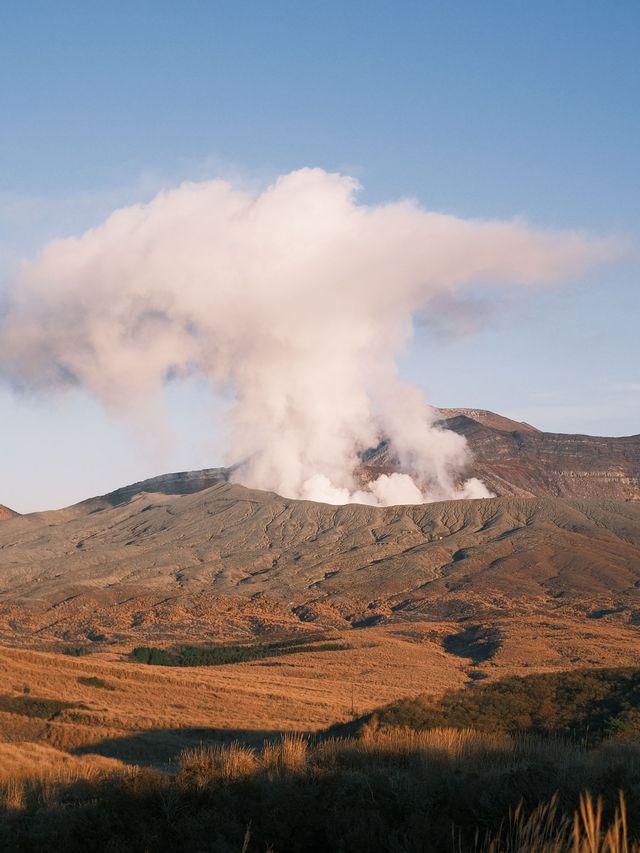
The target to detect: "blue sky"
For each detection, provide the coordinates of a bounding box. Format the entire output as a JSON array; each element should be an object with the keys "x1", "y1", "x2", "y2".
[{"x1": 1, "y1": 1, "x2": 638, "y2": 512}]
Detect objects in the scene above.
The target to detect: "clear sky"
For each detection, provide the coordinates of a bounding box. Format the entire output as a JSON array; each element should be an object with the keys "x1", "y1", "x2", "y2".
[{"x1": 1, "y1": 1, "x2": 638, "y2": 512}]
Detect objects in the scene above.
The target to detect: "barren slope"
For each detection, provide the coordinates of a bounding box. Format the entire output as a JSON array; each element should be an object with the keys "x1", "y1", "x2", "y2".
[
  {"x1": 436, "y1": 407, "x2": 540, "y2": 433},
  {"x1": 0, "y1": 481, "x2": 638, "y2": 642},
  {"x1": 363, "y1": 410, "x2": 640, "y2": 500}
]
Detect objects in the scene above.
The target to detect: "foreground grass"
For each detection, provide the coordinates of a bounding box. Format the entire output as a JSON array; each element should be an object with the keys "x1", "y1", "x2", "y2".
[{"x1": 2, "y1": 729, "x2": 640, "y2": 851}]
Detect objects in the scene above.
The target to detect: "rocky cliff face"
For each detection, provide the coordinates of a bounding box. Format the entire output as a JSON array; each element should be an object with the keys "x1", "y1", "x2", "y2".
[
  {"x1": 453, "y1": 417, "x2": 640, "y2": 500},
  {"x1": 0, "y1": 505, "x2": 19, "y2": 521},
  {"x1": 361, "y1": 410, "x2": 640, "y2": 501}
]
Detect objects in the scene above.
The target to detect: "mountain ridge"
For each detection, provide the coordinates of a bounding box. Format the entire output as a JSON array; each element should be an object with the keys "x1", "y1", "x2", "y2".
[
  {"x1": 0, "y1": 406, "x2": 638, "y2": 645},
  {"x1": 363, "y1": 409, "x2": 640, "y2": 501},
  {"x1": 5, "y1": 407, "x2": 637, "y2": 516},
  {"x1": 54, "y1": 407, "x2": 640, "y2": 513}
]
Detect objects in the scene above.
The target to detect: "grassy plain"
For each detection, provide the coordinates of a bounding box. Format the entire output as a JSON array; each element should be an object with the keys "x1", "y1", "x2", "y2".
[
  {"x1": 2, "y1": 615, "x2": 640, "y2": 849},
  {"x1": 2, "y1": 614, "x2": 640, "y2": 764}
]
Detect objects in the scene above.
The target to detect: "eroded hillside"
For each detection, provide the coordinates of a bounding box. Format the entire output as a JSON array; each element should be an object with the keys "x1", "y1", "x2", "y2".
[
  {"x1": 362, "y1": 409, "x2": 640, "y2": 500},
  {"x1": 0, "y1": 479, "x2": 638, "y2": 643}
]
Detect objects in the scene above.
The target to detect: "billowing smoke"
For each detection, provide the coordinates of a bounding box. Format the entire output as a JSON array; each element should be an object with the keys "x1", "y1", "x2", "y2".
[{"x1": 0, "y1": 169, "x2": 619, "y2": 505}]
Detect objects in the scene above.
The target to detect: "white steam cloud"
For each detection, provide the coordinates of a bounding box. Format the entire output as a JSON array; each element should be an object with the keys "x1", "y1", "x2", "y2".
[{"x1": 0, "y1": 169, "x2": 619, "y2": 506}]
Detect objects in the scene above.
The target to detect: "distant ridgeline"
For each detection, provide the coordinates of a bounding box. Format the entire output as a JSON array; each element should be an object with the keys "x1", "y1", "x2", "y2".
[{"x1": 361, "y1": 409, "x2": 640, "y2": 501}]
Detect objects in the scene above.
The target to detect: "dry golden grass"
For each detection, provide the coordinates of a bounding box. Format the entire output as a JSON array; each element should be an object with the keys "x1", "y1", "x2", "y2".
[
  {"x1": 0, "y1": 626, "x2": 470, "y2": 747},
  {"x1": 1, "y1": 728, "x2": 639, "y2": 851},
  {"x1": 576, "y1": 791, "x2": 634, "y2": 853},
  {"x1": 0, "y1": 742, "x2": 126, "y2": 816},
  {"x1": 0, "y1": 742, "x2": 123, "y2": 780},
  {"x1": 178, "y1": 741, "x2": 259, "y2": 785},
  {"x1": 1, "y1": 613, "x2": 639, "y2": 769},
  {"x1": 480, "y1": 792, "x2": 638, "y2": 853}
]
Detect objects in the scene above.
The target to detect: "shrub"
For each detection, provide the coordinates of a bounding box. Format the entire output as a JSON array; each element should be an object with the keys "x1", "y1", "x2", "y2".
[
  {"x1": 61, "y1": 646, "x2": 91, "y2": 657},
  {"x1": 0, "y1": 694, "x2": 86, "y2": 720},
  {"x1": 77, "y1": 676, "x2": 114, "y2": 690},
  {"x1": 443, "y1": 624, "x2": 503, "y2": 664},
  {"x1": 130, "y1": 639, "x2": 351, "y2": 667},
  {"x1": 335, "y1": 667, "x2": 640, "y2": 744}
]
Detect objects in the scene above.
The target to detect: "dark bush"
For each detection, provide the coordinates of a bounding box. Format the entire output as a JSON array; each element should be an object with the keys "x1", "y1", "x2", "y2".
[
  {"x1": 0, "y1": 694, "x2": 86, "y2": 720},
  {"x1": 77, "y1": 676, "x2": 114, "y2": 690},
  {"x1": 130, "y1": 639, "x2": 350, "y2": 667},
  {"x1": 61, "y1": 645, "x2": 91, "y2": 657},
  {"x1": 336, "y1": 667, "x2": 640, "y2": 744}
]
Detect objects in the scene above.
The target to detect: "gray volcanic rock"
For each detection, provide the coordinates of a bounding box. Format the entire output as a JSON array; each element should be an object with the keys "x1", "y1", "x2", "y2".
[{"x1": 86, "y1": 467, "x2": 230, "y2": 509}]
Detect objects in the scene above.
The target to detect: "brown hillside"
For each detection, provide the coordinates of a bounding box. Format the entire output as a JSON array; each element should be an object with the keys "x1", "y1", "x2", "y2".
[
  {"x1": 361, "y1": 409, "x2": 640, "y2": 500},
  {"x1": 436, "y1": 407, "x2": 540, "y2": 433},
  {"x1": 0, "y1": 482, "x2": 638, "y2": 643}
]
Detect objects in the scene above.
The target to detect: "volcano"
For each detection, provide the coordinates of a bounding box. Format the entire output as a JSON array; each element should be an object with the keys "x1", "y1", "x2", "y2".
[{"x1": 0, "y1": 408, "x2": 638, "y2": 645}]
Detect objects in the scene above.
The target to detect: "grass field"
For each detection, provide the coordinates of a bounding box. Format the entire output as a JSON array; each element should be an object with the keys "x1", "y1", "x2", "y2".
[
  {"x1": 2, "y1": 728, "x2": 640, "y2": 851},
  {"x1": 2, "y1": 618, "x2": 640, "y2": 850},
  {"x1": 1, "y1": 614, "x2": 640, "y2": 765}
]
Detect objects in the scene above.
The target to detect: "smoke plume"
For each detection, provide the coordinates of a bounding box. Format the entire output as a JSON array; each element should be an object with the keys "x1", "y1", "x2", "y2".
[{"x1": 0, "y1": 169, "x2": 619, "y2": 505}]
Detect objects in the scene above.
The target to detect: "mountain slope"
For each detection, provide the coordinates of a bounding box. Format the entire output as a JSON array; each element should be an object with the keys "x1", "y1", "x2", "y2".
[
  {"x1": 436, "y1": 407, "x2": 540, "y2": 433},
  {"x1": 361, "y1": 409, "x2": 640, "y2": 500},
  {"x1": 71, "y1": 408, "x2": 640, "y2": 510},
  {"x1": 0, "y1": 505, "x2": 19, "y2": 521},
  {"x1": 0, "y1": 481, "x2": 638, "y2": 642},
  {"x1": 0, "y1": 407, "x2": 638, "y2": 644}
]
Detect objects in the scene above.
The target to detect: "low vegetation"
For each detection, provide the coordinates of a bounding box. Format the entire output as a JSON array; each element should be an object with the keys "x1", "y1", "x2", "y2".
[
  {"x1": 443, "y1": 623, "x2": 503, "y2": 664},
  {"x1": 336, "y1": 667, "x2": 640, "y2": 744},
  {"x1": 130, "y1": 637, "x2": 351, "y2": 666},
  {"x1": 2, "y1": 658, "x2": 640, "y2": 850},
  {"x1": 0, "y1": 694, "x2": 86, "y2": 720},
  {"x1": 77, "y1": 676, "x2": 114, "y2": 690},
  {"x1": 1, "y1": 729, "x2": 640, "y2": 851},
  {"x1": 61, "y1": 645, "x2": 92, "y2": 657}
]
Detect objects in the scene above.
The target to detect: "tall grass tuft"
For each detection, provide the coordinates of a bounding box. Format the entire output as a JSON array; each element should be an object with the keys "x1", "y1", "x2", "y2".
[
  {"x1": 262, "y1": 733, "x2": 308, "y2": 775},
  {"x1": 480, "y1": 791, "x2": 638, "y2": 853},
  {"x1": 3, "y1": 729, "x2": 640, "y2": 851},
  {"x1": 178, "y1": 741, "x2": 257, "y2": 786}
]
